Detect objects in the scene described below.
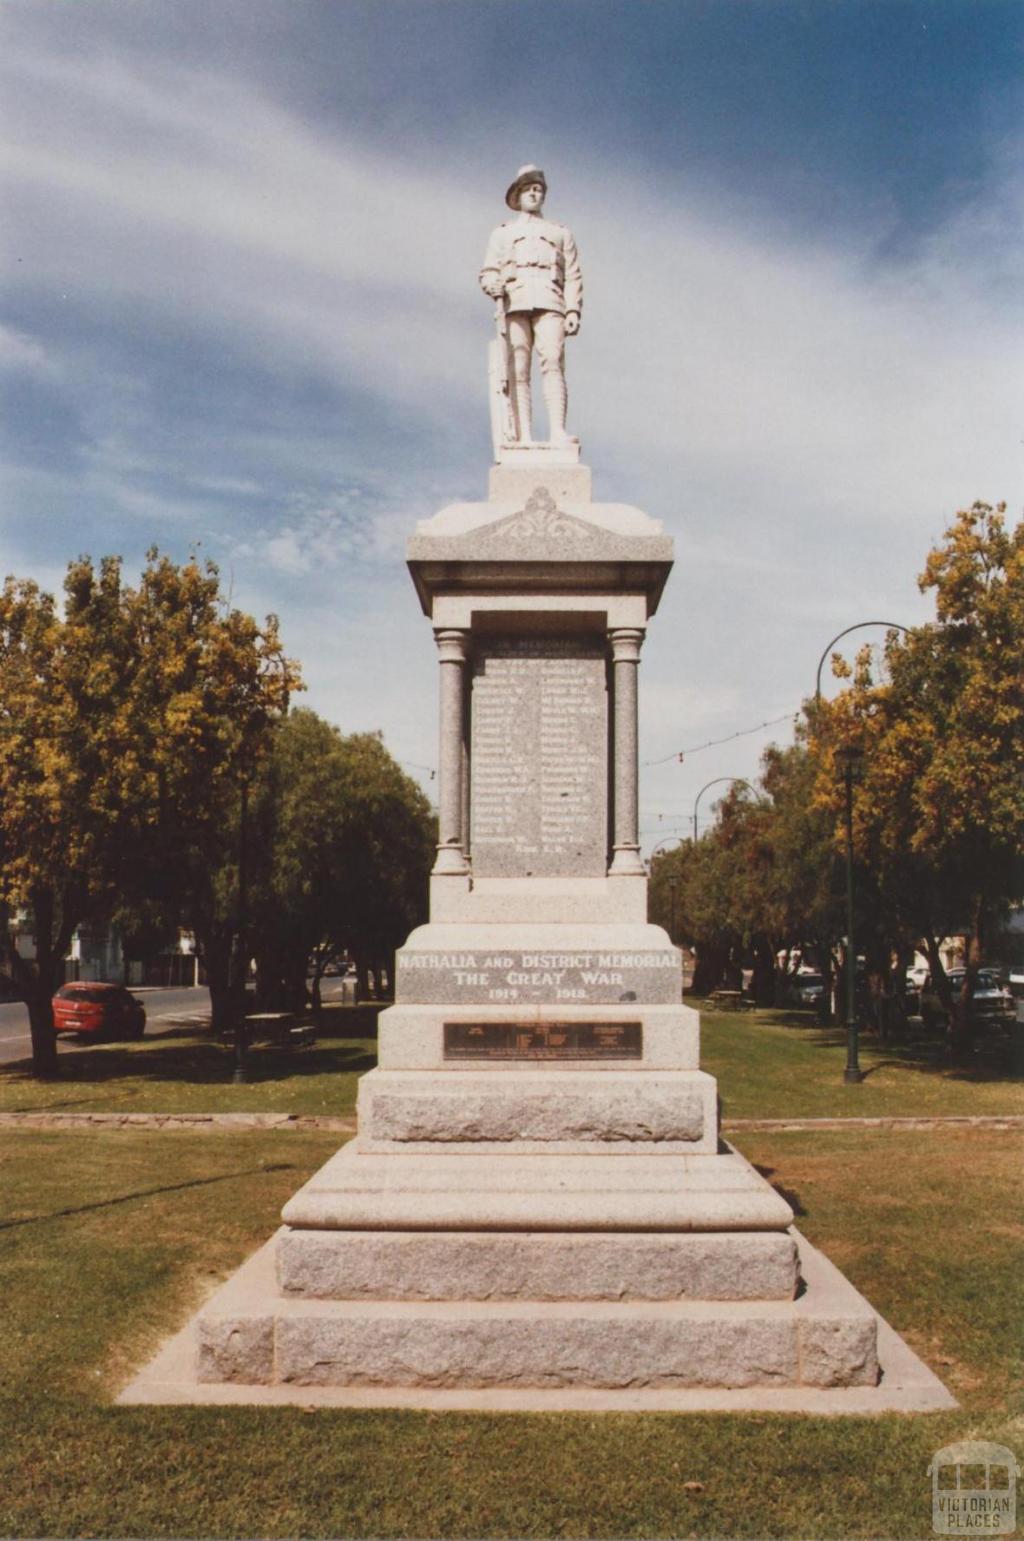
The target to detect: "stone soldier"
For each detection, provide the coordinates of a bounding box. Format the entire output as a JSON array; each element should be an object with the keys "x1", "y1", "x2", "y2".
[{"x1": 479, "y1": 165, "x2": 583, "y2": 446}]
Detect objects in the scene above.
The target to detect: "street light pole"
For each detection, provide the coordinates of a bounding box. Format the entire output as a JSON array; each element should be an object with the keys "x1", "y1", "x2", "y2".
[
  {"x1": 232, "y1": 777, "x2": 250, "y2": 1085},
  {"x1": 814, "y1": 621, "x2": 908, "y2": 703},
  {"x1": 691, "y1": 777, "x2": 757, "y2": 842},
  {"x1": 837, "y1": 745, "x2": 864, "y2": 1084}
]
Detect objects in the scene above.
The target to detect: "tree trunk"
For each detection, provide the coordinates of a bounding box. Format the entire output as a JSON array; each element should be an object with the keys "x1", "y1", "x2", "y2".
[
  {"x1": 199, "y1": 932, "x2": 233, "y2": 1034},
  {"x1": 951, "y1": 900, "x2": 986, "y2": 1067},
  {"x1": 722, "y1": 948, "x2": 743, "y2": 991},
  {"x1": 3, "y1": 892, "x2": 73, "y2": 1078},
  {"x1": 751, "y1": 938, "x2": 776, "y2": 1007},
  {"x1": 817, "y1": 941, "x2": 835, "y2": 1024},
  {"x1": 892, "y1": 941, "x2": 913, "y2": 1039},
  {"x1": 692, "y1": 941, "x2": 727, "y2": 997},
  {"x1": 26, "y1": 982, "x2": 59, "y2": 1077},
  {"x1": 865, "y1": 969, "x2": 885, "y2": 1041},
  {"x1": 922, "y1": 930, "x2": 961, "y2": 1056}
]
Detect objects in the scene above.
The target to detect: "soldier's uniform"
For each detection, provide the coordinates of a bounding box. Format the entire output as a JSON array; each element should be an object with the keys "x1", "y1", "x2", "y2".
[
  {"x1": 479, "y1": 166, "x2": 583, "y2": 445},
  {"x1": 479, "y1": 217, "x2": 583, "y2": 318}
]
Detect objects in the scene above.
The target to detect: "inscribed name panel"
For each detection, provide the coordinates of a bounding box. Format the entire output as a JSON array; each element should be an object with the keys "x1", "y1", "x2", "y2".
[{"x1": 470, "y1": 636, "x2": 607, "y2": 877}]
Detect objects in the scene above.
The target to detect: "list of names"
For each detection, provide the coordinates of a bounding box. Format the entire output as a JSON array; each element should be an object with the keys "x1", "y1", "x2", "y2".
[{"x1": 470, "y1": 637, "x2": 607, "y2": 877}]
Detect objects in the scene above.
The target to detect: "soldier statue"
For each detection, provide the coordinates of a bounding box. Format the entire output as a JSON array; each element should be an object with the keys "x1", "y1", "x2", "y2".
[{"x1": 480, "y1": 165, "x2": 583, "y2": 450}]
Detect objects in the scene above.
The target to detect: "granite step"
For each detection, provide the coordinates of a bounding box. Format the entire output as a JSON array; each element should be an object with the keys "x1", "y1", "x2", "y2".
[
  {"x1": 280, "y1": 1143, "x2": 795, "y2": 1232},
  {"x1": 357, "y1": 1067, "x2": 718, "y2": 1151},
  {"x1": 277, "y1": 1228, "x2": 799, "y2": 1302},
  {"x1": 197, "y1": 1289, "x2": 879, "y2": 1391}
]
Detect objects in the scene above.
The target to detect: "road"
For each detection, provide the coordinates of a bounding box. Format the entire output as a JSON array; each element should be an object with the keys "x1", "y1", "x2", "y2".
[
  {"x1": 0, "y1": 985, "x2": 212, "y2": 1066},
  {"x1": 0, "y1": 979, "x2": 356, "y2": 1066}
]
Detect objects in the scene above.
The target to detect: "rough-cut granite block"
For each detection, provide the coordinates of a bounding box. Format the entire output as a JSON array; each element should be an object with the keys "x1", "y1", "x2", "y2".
[
  {"x1": 196, "y1": 1316, "x2": 274, "y2": 1383},
  {"x1": 274, "y1": 1311, "x2": 800, "y2": 1390},
  {"x1": 277, "y1": 1229, "x2": 799, "y2": 1302},
  {"x1": 360, "y1": 1070, "x2": 709, "y2": 1145},
  {"x1": 798, "y1": 1317, "x2": 880, "y2": 1387}
]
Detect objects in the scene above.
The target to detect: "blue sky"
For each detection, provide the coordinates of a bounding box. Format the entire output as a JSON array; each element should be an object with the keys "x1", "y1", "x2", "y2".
[{"x1": 2, "y1": 0, "x2": 1022, "y2": 844}]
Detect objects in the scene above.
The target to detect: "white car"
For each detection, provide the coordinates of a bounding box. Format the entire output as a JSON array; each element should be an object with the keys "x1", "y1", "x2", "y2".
[
  {"x1": 919, "y1": 969, "x2": 1014, "y2": 1028},
  {"x1": 783, "y1": 973, "x2": 825, "y2": 1009}
]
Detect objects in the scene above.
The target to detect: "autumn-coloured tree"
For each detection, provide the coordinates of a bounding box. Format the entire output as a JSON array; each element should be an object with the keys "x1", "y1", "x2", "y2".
[
  {"x1": 0, "y1": 551, "x2": 299, "y2": 1075},
  {"x1": 810, "y1": 503, "x2": 1024, "y2": 1061},
  {"x1": 649, "y1": 744, "x2": 842, "y2": 1003}
]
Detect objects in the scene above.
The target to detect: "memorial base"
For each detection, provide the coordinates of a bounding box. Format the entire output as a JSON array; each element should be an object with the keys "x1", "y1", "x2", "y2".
[
  {"x1": 121, "y1": 1214, "x2": 960, "y2": 1411},
  {"x1": 130, "y1": 1103, "x2": 890, "y2": 1399}
]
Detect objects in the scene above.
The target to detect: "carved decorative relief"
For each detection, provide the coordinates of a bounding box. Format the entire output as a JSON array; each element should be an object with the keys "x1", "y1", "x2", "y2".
[{"x1": 500, "y1": 487, "x2": 592, "y2": 542}]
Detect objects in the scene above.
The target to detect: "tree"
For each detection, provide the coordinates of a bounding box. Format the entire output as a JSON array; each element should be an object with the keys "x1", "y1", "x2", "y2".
[
  {"x1": 0, "y1": 551, "x2": 299, "y2": 1074},
  {"x1": 649, "y1": 745, "x2": 843, "y2": 1005},
  {"x1": 248, "y1": 712, "x2": 435, "y2": 1010},
  {"x1": 328, "y1": 729, "x2": 436, "y2": 996},
  {"x1": 810, "y1": 503, "x2": 1024, "y2": 1060}
]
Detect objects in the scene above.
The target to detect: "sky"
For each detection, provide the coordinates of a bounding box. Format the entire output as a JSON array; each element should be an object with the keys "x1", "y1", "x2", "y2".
[{"x1": 2, "y1": 0, "x2": 1022, "y2": 849}]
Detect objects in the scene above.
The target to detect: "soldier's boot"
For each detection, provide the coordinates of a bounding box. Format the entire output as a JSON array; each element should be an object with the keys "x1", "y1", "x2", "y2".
[{"x1": 542, "y1": 371, "x2": 578, "y2": 446}]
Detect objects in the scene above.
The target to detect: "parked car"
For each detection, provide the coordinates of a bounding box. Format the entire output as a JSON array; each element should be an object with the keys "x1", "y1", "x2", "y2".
[
  {"x1": 918, "y1": 969, "x2": 1014, "y2": 1029},
  {"x1": 904, "y1": 972, "x2": 922, "y2": 1018},
  {"x1": 52, "y1": 982, "x2": 146, "y2": 1040},
  {"x1": 781, "y1": 972, "x2": 825, "y2": 1009}
]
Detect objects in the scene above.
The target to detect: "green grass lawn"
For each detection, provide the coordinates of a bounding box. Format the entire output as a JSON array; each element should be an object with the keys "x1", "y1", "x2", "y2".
[
  {"x1": 0, "y1": 1123, "x2": 1020, "y2": 1539},
  {"x1": 0, "y1": 1004, "x2": 380, "y2": 1117},
  {"x1": 703, "y1": 1008, "x2": 1024, "y2": 1120},
  {"x1": 4, "y1": 1002, "x2": 1020, "y2": 1123}
]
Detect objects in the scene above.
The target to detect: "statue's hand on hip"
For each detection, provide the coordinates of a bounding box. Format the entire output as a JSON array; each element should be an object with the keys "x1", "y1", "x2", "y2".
[{"x1": 564, "y1": 312, "x2": 580, "y2": 337}]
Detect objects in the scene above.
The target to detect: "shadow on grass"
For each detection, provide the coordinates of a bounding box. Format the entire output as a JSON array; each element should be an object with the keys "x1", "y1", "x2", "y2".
[
  {"x1": 0, "y1": 1037, "x2": 376, "y2": 1090},
  {"x1": 751, "y1": 1163, "x2": 807, "y2": 1217},
  {"x1": 752, "y1": 1008, "x2": 1024, "y2": 1084},
  {"x1": 0, "y1": 1161, "x2": 298, "y2": 1231}
]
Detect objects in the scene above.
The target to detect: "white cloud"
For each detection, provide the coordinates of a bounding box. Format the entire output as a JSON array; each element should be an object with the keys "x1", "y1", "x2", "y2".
[
  {"x1": 0, "y1": 322, "x2": 52, "y2": 372},
  {"x1": 241, "y1": 493, "x2": 411, "y2": 578}
]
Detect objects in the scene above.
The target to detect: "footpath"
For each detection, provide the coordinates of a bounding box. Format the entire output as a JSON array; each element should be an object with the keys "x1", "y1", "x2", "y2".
[{"x1": 0, "y1": 1112, "x2": 1021, "y2": 1132}]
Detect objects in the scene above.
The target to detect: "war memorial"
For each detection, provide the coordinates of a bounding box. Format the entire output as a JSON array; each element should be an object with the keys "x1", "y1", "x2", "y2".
[{"x1": 122, "y1": 168, "x2": 953, "y2": 1414}]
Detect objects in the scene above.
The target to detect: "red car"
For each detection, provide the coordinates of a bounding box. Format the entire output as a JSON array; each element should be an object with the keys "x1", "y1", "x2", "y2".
[{"x1": 52, "y1": 982, "x2": 146, "y2": 1041}]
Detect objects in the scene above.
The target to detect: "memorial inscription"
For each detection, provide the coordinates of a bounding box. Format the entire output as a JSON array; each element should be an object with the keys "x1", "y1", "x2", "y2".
[
  {"x1": 470, "y1": 636, "x2": 607, "y2": 878},
  {"x1": 444, "y1": 1021, "x2": 642, "y2": 1060},
  {"x1": 396, "y1": 948, "x2": 681, "y2": 1005}
]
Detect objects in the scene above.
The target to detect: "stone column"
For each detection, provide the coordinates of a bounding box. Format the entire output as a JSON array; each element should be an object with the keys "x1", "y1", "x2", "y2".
[
  {"x1": 608, "y1": 627, "x2": 645, "y2": 876},
  {"x1": 433, "y1": 629, "x2": 470, "y2": 875}
]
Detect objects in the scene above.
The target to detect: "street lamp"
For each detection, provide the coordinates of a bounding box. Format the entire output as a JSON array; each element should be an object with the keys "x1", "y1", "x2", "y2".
[
  {"x1": 692, "y1": 777, "x2": 757, "y2": 842},
  {"x1": 814, "y1": 621, "x2": 908, "y2": 703},
  {"x1": 835, "y1": 743, "x2": 864, "y2": 1085}
]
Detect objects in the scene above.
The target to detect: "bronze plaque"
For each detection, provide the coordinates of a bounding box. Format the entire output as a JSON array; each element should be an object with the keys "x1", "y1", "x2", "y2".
[{"x1": 444, "y1": 1021, "x2": 642, "y2": 1061}]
